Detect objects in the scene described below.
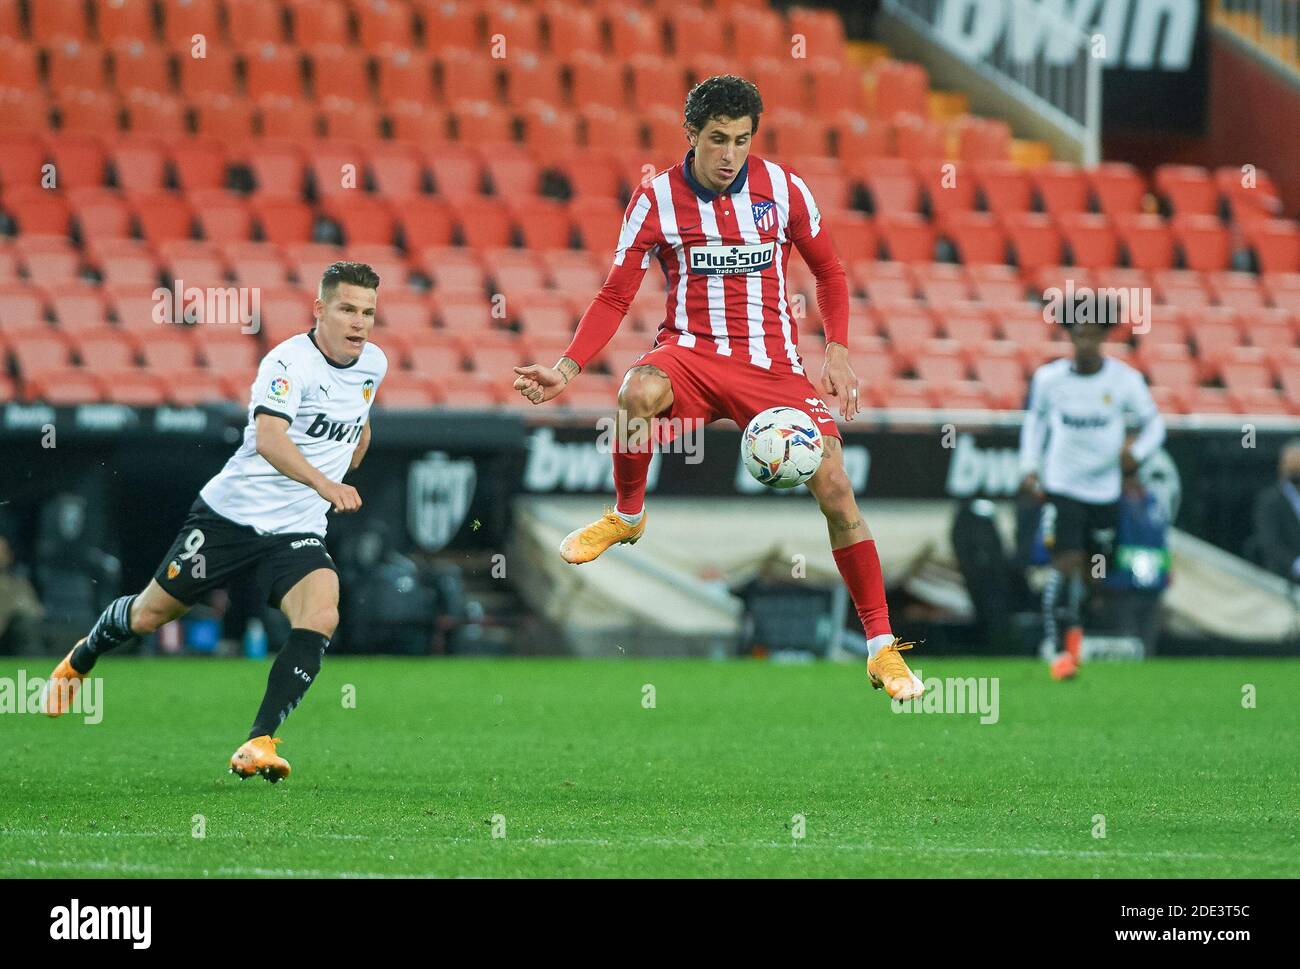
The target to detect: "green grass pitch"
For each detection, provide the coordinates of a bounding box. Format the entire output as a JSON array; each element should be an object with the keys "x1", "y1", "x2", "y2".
[{"x1": 2, "y1": 656, "x2": 1297, "y2": 878}]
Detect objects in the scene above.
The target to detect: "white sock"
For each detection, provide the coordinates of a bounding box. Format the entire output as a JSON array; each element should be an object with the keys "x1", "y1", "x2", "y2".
[
  {"x1": 614, "y1": 508, "x2": 643, "y2": 525},
  {"x1": 866, "y1": 633, "x2": 896, "y2": 659}
]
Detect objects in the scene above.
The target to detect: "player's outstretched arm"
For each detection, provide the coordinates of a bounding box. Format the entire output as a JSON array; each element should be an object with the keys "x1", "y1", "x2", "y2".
[
  {"x1": 348, "y1": 420, "x2": 371, "y2": 473},
  {"x1": 513, "y1": 356, "x2": 579, "y2": 405},
  {"x1": 255, "y1": 413, "x2": 361, "y2": 513}
]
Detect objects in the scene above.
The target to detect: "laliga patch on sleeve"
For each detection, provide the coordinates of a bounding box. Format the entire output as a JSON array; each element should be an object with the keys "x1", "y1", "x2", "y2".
[{"x1": 267, "y1": 375, "x2": 291, "y2": 402}]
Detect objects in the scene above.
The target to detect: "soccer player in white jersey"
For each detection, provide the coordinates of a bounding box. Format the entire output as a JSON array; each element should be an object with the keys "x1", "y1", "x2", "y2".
[
  {"x1": 512, "y1": 75, "x2": 924, "y2": 701},
  {"x1": 1019, "y1": 304, "x2": 1165, "y2": 680},
  {"x1": 42, "y1": 262, "x2": 388, "y2": 781}
]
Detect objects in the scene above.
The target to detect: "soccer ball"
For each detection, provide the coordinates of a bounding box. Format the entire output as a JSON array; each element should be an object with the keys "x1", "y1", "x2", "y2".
[{"x1": 741, "y1": 407, "x2": 824, "y2": 489}]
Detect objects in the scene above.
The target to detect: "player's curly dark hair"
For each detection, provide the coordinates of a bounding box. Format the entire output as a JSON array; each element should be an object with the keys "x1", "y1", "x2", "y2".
[
  {"x1": 319, "y1": 261, "x2": 380, "y2": 299},
  {"x1": 684, "y1": 75, "x2": 763, "y2": 136}
]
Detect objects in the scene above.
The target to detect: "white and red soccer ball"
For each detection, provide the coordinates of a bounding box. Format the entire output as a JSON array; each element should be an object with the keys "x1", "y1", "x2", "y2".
[{"x1": 741, "y1": 406, "x2": 824, "y2": 489}]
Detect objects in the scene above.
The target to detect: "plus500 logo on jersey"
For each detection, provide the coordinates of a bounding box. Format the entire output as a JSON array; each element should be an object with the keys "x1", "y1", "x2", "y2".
[
  {"x1": 305, "y1": 413, "x2": 365, "y2": 443},
  {"x1": 688, "y1": 242, "x2": 776, "y2": 275}
]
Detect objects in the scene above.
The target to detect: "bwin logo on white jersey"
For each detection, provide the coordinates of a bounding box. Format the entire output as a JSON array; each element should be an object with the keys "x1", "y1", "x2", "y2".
[{"x1": 305, "y1": 413, "x2": 365, "y2": 443}]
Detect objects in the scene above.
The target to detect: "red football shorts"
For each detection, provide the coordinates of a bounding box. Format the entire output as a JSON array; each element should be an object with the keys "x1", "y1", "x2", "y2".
[{"x1": 628, "y1": 341, "x2": 842, "y2": 441}]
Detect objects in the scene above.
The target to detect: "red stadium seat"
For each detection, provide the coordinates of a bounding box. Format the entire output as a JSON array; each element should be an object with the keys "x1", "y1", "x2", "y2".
[
  {"x1": 256, "y1": 95, "x2": 320, "y2": 142},
  {"x1": 436, "y1": 372, "x2": 504, "y2": 409},
  {"x1": 1238, "y1": 308, "x2": 1297, "y2": 350},
  {"x1": 956, "y1": 259, "x2": 1011, "y2": 297},
  {"x1": 1245, "y1": 219, "x2": 1300, "y2": 274},
  {"x1": 440, "y1": 50, "x2": 501, "y2": 108},
  {"x1": 975, "y1": 162, "x2": 1033, "y2": 215},
  {"x1": 377, "y1": 48, "x2": 434, "y2": 104},
  {"x1": 569, "y1": 53, "x2": 624, "y2": 112},
  {"x1": 1217, "y1": 346, "x2": 1273, "y2": 392},
  {"x1": 365, "y1": 143, "x2": 424, "y2": 200},
  {"x1": 1088, "y1": 163, "x2": 1146, "y2": 217},
  {"x1": 516, "y1": 292, "x2": 579, "y2": 337},
  {"x1": 288, "y1": 0, "x2": 349, "y2": 47},
  {"x1": 161, "y1": 0, "x2": 219, "y2": 47},
  {"x1": 310, "y1": 45, "x2": 371, "y2": 101},
  {"x1": 893, "y1": 114, "x2": 947, "y2": 161},
  {"x1": 331, "y1": 198, "x2": 401, "y2": 249},
  {"x1": 569, "y1": 197, "x2": 623, "y2": 254},
  {"x1": 192, "y1": 94, "x2": 256, "y2": 140},
  {"x1": 877, "y1": 213, "x2": 934, "y2": 263},
  {"x1": 73, "y1": 193, "x2": 131, "y2": 243},
  {"x1": 941, "y1": 211, "x2": 1006, "y2": 266},
  {"x1": 0, "y1": 285, "x2": 48, "y2": 328},
  {"x1": 48, "y1": 135, "x2": 107, "y2": 189},
  {"x1": 199, "y1": 333, "x2": 262, "y2": 372},
  {"x1": 484, "y1": 155, "x2": 541, "y2": 201},
  {"x1": 541, "y1": 1, "x2": 601, "y2": 59},
  {"x1": 0, "y1": 133, "x2": 45, "y2": 191},
  {"x1": 9, "y1": 330, "x2": 73, "y2": 375},
  {"x1": 245, "y1": 143, "x2": 306, "y2": 198},
  {"x1": 1230, "y1": 387, "x2": 1293, "y2": 417},
  {"x1": 404, "y1": 332, "x2": 467, "y2": 373},
  {"x1": 913, "y1": 338, "x2": 969, "y2": 383},
  {"x1": 47, "y1": 39, "x2": 108, "y2": 93},
  {"x1": 355, "y1": 0, "x2": 415, "y2": 50},
  {"x1": 0, "y1": 89, "x2": 49, "y2": 134},
  {"x1": 955, "y1": 116, "x2": 1011, "y2": 162},
  {"x1": 110, "y1": 139, "x2": 168, "y2": 194},
  {"x1": 109, "y1": 41, "x2": 173, "y2": 97},
  {"x1": 73, "y1": 327, "x2": 140, "y2": 369},
  {"x1": 394, "y1": 197, "x2": 455, "y2": 250},
  {"x1": 243, "y1": 44, "x2": 304, "y2": 101},
  {"x1": 1171, "y1": 215, "x2": 1231, "y2": 272},
  {"x1": 435, "y1": 291, "x2": 495, "y2": 335},
  {"x1": 511, "y1": 197, "x2": 572, "y2": 251},
  {"x1": 133, "y1": 194, "x2": 195, "y2": 246},
  {"x1": 1155, "y1": 165, "x2": 1217, "y2": 216},
  {"x1": 485, "y1": 3, "x2": 544, "y2": 56},
  {"x1": 1208, "y1": 271, "x2": 1265, "y2": 310},
  {"x1": 22, "y1": 242, "x2": 81, "y2": 285},
  {"x1": 1033, "y1": 163, "x2": 1089, "y2": 217},
  {"x1": 809, "y1": 62, "x2": 864, "y2": 116},
  {"x1": 915, "y1": 159, "x2": 976, "y2": 218},
  {"x1": 256, "y1": 198, "x2": 315, "y2": 245},
  {"x1": 192, "y1": 190, "x2": 252, "y2": 242},
  {"x1": 31, "y1": 0, "x2": 89, "y2": 42},
  {"x1": 96, "y1": 0, "x2": 155, "y2": 44},
  {"x1": 1003, "y1": 213, "x2": 1062, "y2": 272},
  {"x1": 914, "y1": 263, "x2": 971, "y2": 304},
  {"x1": 96, "y1": 245, "x2": 158, "y2": 286},
  {"x1": 178, "y1": 47, "x2": 238, "y2": 99},
  {"x1": 467, "y1": 331, "x2": 530, "y2": 375},
  {"x1": 1059, "y1": 213, "x2": 1118, "y2": 269},
  {"x1": 833, "y1": 112, "x2": 889, "y2": 160},
  {"x1": 1115, "y1": 213, "x2": 1174, "y2": 271},
  {"x1": 25, "y1": 368, "x2": 105, "y2": 404},
  {"x1": 419, "y1": 248, "x2": 486, "y2": 295},
  {"x1": 871, "y1": 60, "x2": 928, "y2": 119},
  {"x1": 49, "y1": 286, "x2": 109, "y2": 329},
  {"x1": 451, "y1": 197, "x2": 513, "y2": 249},
  {"x1": 427, "y1": 145, "x2": 483, "y2": 197}
]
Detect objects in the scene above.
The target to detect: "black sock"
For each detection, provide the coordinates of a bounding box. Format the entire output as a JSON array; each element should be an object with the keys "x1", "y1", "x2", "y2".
[
  {"x1": 248, "y1": 628, "x2": 329, "y2": 740},
  {"x1": 71, "y1": 594, "x2": 139, "y2": 674}
]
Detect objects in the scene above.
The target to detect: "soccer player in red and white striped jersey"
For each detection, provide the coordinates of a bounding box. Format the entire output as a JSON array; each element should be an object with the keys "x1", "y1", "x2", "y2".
[{"x1": 513, "y1": 76, "x2": 923, "y2": 700}]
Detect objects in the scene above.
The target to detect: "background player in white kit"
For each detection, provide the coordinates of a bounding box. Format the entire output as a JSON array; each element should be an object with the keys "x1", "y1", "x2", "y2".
[
  {"x1": 1019, "y1": 303, "x2": 1165, "y2": 680},
  {"x1": 42, "y1": 262, "x2": 387, "y2": 781}
]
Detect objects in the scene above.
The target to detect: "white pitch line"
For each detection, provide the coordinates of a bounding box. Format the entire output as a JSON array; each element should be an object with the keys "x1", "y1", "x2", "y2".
[
  {"x1": 1, "y1": 857, "x2": 431, "y2": 879},
  {"x1": 0, "y1": 828, "x2": 1277, "y2": 865}
]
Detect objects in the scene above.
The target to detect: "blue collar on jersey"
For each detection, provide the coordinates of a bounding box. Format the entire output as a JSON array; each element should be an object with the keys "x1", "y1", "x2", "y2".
[
  {"x1": 683, "y1": 149, "x2": 749, "y2": 201},
  {"x1": 308, "y1": 328, "x2": 360, "y2": 369}
]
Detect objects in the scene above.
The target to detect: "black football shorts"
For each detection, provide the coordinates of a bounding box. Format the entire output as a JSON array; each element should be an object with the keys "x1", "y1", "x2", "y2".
[
  {"x1": 152, "y1": 497, "x2": 336, "y2": 608},
  {"x1": 1041, "y1": 492, "x2": 1119, "y2": 557}
]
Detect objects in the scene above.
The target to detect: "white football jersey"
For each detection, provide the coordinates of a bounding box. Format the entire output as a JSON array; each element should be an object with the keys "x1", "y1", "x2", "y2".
[
  {"x1": 200, "y1": 331, "x2": 387, "y2": 536},
  {"x1": 1018, "y1": 356, "x2": 1165, "y2": 505}
]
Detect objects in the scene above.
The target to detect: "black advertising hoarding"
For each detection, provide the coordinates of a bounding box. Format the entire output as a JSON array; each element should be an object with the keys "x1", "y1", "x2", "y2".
[
  {"x1": 1099, "y1": 0, "x2": 1210, "y2": 133},
  {"x1": 1, "y1": 404, "x2": 1291, "y2": 587}
]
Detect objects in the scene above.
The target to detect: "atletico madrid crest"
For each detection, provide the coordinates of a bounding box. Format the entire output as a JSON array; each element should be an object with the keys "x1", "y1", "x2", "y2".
[{"x1": 752, "y1": 201, "x2": 775, "y2": 233}]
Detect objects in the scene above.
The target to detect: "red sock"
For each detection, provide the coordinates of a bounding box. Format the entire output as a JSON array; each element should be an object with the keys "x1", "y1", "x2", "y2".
[
  {"x1": 832, "y1": 539, "x2": 893, "y2": 640},
  {"x1": 612, "y1": 448, "x2": 651, "y2": 515}
]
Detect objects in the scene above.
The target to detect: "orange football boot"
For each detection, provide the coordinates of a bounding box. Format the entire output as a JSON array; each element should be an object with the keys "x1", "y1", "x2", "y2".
[
  {"x1": 229, "y1": 735, "x2": 291, "y2": 783},
  {"x1": 867, "y1": 639, "x2": 926, "y2": 701},
  {"x1": 1063, "y1": 625, "x2": 1083, "y2": 662},
  {"x1": 1050, "y1": 651, "x2": 1079, "y2": 680},
  {"x1": 559, "y1": 507, "x2": 646, "y2": 564},
  {"x1": 41, "y1": 640, "x2": 88, "y2": 718}
]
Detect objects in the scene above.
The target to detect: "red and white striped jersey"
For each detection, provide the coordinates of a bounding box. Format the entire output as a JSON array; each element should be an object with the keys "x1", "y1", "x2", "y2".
[{"x1": 565, "y1": 150, "x2": 848, "y2": 376}]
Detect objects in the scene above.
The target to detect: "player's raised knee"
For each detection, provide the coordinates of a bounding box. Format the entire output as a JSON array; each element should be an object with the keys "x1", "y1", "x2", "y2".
[
  {"x1": 299, "y1": 606, "x2": 339, "y2": 637},
  {"x1": 618, "y1": 368, "x2": 668, "y2": 418}
]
